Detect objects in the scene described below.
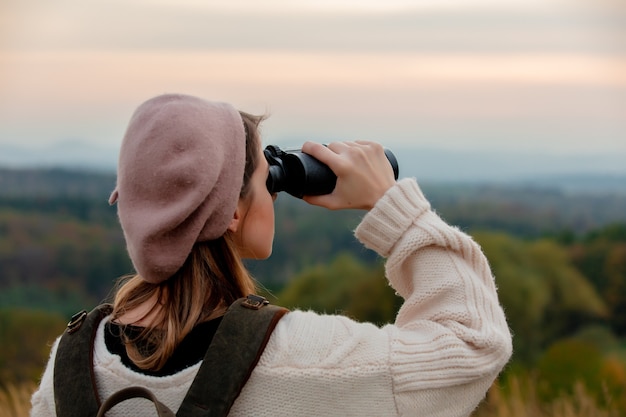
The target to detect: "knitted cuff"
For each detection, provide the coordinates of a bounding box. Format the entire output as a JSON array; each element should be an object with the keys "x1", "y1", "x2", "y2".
[{"x1": 354, "y1": 178, "x2": 430, "y2": 257}]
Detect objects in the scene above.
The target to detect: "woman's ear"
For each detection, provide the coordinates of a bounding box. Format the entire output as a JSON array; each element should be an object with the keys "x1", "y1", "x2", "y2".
[{"x1": 227, "y1": 205, "x2": 242, "y2": 232}]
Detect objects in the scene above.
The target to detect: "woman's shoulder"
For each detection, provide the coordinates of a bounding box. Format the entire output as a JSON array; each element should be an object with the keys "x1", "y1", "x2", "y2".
[{"x1": 260, "y1": 309, "x2": 392, "y2": 369}]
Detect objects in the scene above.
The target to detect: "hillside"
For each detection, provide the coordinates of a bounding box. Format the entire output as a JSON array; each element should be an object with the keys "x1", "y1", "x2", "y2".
[
  {"x1": 1, "y1": 166, "x2": 625, "y2": 233},
  {"x1": 1, "y1": 165, "x2": 626, "y2": 294},
  {"x1": 2, "y1": 141, "x2": 626, "y2": 192}
]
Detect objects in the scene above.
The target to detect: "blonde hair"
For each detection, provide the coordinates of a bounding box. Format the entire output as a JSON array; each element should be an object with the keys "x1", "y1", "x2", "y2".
[{"x1": 111, "y1": 111, "x2": 265, "y2": 371}]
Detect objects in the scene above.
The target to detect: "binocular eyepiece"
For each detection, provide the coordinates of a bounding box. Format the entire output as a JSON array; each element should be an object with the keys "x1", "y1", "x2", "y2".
[{"x1": 264, "y1": 145, "x2": 399, "y2": 198}]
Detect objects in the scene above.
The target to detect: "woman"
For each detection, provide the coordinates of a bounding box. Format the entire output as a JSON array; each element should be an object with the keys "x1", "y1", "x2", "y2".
[{"x1": 31, "y1": 93, "x2": 512, "y2": 416}]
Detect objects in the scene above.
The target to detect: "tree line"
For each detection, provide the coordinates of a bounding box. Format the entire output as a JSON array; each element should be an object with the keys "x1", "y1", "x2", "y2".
[{"x1": 0, "y1": 167, "x2": 625, "y2": 410}]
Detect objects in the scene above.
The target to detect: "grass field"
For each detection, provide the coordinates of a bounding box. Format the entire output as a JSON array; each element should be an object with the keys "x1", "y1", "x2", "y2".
[
  {"x1": 3, "y1": 375, "x2": 623, "y2": 417},
  {"x1": 0, "y1": 382, "x2": 35, "y2": 417},
  {"x1": 475, "y1": 376, "x2": 623, "y2": 417}
]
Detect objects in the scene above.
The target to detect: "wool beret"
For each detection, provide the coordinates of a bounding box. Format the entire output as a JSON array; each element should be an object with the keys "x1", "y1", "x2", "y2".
[{"x1": 109, "y1": 94, "x2": 246, "y2": 284}]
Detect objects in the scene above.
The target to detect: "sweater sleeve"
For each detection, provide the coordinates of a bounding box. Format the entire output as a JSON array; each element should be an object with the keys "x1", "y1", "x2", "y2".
[{"x1": 355, "y1": 178, "x2": 512, "y2": 416}]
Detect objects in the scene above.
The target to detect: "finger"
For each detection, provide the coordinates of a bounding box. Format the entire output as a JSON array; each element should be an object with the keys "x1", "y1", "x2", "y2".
[
  {"x1": 325, "y1": 141, "x2": 351, "y2": 153},
  {"x1": 302, "y1": 194, "x2": 339, "y2": 210},
  {"x1": 301, "y1": 141, "x2": 333, "y2": 158},
  {"x1": 302, "y1": 141, "x2": 345, "y2": 172},
  {"x1": 354, "y1": 140, "x2": 377, "y2": 146},
  {"x1": 301, "y1": 141, "x2": 323, "y2": 154}
]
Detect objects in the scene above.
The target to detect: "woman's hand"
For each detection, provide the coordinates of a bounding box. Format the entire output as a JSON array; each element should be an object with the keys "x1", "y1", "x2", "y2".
[{"x1": 301, "y1": 141, "x2": 396, "y2": 211}]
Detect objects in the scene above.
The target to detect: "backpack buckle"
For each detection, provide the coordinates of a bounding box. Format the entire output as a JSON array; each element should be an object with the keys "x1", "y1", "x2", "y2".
[
  {"x1": 67, "y1": 310, "x2": 88, "y2": 334},
  {"x1": 242, "y1": 294, "x2": 269, "y2": 310}
]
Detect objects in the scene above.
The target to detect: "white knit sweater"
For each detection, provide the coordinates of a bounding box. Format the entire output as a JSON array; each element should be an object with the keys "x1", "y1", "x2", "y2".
[{"x1": 31, "y1": 178, "x2": 512, "y2": 417}]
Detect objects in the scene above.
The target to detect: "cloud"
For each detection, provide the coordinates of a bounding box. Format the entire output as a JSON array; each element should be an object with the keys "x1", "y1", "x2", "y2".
[
  {"x1": 1, "y1": 0, "x2": 624, "y2": 155},
  {"x1": 4, "y1": 0, "x2": 624, "y2": 55},
  {"x1": 1, "y1": 49, "x2": 624, "y2": 152}
]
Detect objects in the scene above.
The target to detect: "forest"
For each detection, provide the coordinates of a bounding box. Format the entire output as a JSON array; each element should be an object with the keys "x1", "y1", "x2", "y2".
[{"x1": 1, "y1": 166, "x2": 626, "y2": 416}]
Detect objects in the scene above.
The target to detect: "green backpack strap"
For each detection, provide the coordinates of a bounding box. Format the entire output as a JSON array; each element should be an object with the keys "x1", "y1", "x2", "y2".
[
  {"x1": 53, "y1": 296, "x2": 288, "y2": 417},
  {"x1": 54, "y1": 304, "x2": 113, "y2": 417},
  {"x1": 176, "y1": 295, "x2": 289, "y2": 417}
]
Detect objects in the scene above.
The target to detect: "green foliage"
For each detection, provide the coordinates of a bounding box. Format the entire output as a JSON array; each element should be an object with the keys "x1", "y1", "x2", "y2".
[
  {"x1": 570, "y1": 325, "x2": 621, "y2": 353},
  {"x1": 1, "y1": 167, "x2": 626, "y2": 407},
  {"x1": 0, "y1": 167, "x2": 115, "y2": 199},
  {"x1": 537, "y1": 340, "x2": 604, "y2": 400},
  {"x1": 0, "y1": 285, "x2": 96, "y2": 319},
  {"x1": 583, "y1": 223, "x2": 626, "y2": 243},
  {"x1": 474, "y1": 232, "x2": 608, "y2": 365},
  {"x1": 0, "y1": 309, "x2": 66, "y2": 386},
  {"x1": 0, "y1": 208, "x2": 132, "y2": 300},
  {"x1": 0, "y1": 197, "x2": 119, "y2": 226},
  {"x1": 423, "y1": 183, "x2": 626, "y2": 238},
  {"x1": 277, "y1": 253, "x2": 401, "y2": 325},
  {"x1": 569, "y1": 224, "x2": 626, "y2": 334},
  {"x1": 536, "y1": 338, "x2": 626, "y2": 410}
]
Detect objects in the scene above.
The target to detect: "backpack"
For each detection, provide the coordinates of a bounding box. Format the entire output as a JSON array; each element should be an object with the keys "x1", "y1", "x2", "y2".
[{"x1": 53, "y1": 294, "x2": 288, "y2": 417}]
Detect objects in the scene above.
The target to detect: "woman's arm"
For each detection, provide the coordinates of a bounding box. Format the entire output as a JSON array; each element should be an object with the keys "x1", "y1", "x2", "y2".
[
  {"x1": 356, "y1": 178, "x2": 512, "y2": 415},
  {"x1": 302, "y1": 141, "x2": 511, "y2": 414}
]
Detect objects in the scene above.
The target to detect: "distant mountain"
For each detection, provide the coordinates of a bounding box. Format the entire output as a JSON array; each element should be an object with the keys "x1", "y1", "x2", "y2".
[
  {"x1": 1, "y1": 140, "x2": 625, "y2": 194},
  {"x1": 1, "y1": 161, "x2": 625, "y2": 236},
  {"x1": 0, "y1": 140, "x2": 118, "y2": 172},
  {"x1": 0, "y1": 167, "x2": 115, "y2": 199},
  {"x1": 390, "y1": 147, "x2": 626, "y2": 194},
  {"x1": 389, "y1": 147, "x2": 626, "y2": 183}
]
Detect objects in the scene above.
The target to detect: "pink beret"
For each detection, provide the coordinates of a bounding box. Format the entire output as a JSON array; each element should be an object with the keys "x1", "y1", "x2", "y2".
[{"x1": 109, "y1": 94, "x2": 246, "y2": 283}]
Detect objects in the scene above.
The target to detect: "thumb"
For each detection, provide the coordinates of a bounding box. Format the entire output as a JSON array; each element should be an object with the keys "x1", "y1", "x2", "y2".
[{"x1": 302, "y1": 194, "x2": 335, "y2": 209}]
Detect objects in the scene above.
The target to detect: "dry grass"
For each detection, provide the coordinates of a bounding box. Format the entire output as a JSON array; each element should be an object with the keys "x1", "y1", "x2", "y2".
[
  {"x1": 0, "y1": 382, "x2": 35, "y2": 417},
  {"x1": 476, "y1": 376, "x2": 622, "y2": 417},
  {"x1": 1, "y1": 376, "x2": 622, "y2": 417}
]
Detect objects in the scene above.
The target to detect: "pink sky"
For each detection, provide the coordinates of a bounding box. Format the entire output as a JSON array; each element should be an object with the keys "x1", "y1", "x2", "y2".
[{"x1": 1, "y1": 0, "x2": 625, "y2": 154}]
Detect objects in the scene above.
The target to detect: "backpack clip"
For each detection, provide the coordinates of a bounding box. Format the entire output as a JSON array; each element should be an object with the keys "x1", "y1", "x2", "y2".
[
  {"x1": 67, "y1": 310, "x2": 88, "y2": 334},
  {"x1": 242, "y1": 294, "x2": 269, "y2": 310}
]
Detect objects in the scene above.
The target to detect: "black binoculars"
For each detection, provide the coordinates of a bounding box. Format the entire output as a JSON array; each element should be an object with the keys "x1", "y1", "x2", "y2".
[{"x1": 264, "y1": 145, "x2": 399, "y2": 198}]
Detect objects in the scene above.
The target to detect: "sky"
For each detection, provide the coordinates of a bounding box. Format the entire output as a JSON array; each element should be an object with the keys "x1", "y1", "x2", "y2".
[{"x1": 1, "y1": 0, "x2": 625, "y2": 159}]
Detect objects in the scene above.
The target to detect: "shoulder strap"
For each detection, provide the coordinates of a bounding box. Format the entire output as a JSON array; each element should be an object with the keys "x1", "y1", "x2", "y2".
[
  {"x1": 53, "y1": 297, "x2": 287, "y2": 417},
  {"x1": 54, "y1": 304, "x2": 113, "y2": 417},
  {"x1": 176, "y1": 295, "x2": 288, "y2": 417}
]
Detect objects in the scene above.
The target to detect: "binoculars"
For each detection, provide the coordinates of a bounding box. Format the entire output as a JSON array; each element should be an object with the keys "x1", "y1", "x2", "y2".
[{"x1": 264, "y1": 145, "x2": 399, "y2": 198}]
